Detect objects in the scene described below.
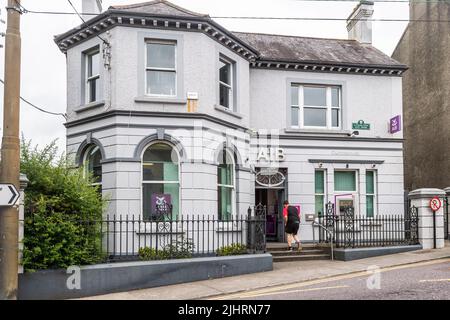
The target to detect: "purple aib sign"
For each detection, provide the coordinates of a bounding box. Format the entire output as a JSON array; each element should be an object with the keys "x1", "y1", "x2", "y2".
[{"x1": 390, "y1": 115, "x2": 401, "y2": 134}]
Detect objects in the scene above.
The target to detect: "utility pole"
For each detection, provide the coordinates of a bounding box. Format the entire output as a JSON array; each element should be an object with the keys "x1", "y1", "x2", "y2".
[{"x1": 0, "y1": 0, "x2": 22, "y2": 300}]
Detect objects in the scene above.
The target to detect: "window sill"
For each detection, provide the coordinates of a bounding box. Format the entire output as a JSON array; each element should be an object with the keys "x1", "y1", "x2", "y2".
[
  {"x1": 135, "y1": 96, "x2": 187, "y2": 105},
  {"x1": 214, "y1": 105, "x2": 243, "y2": 119},
  {"x1": 284, "y1": 128, "x2": 352, "y2": 136},
  {"x1": 74, "y1": 100, "x2": 105, "y2": 113}
]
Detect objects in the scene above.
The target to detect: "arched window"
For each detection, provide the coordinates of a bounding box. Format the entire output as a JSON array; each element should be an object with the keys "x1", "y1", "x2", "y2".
[
  {"x1": 217, "y1": 149, "x2": 235, "y2": 221},
  {"x1": 83, "y1": 145, "x2": 102, "y2": 190},
  {"x1": 142, "y1": 142, "x2": 179, "y2": 220}
]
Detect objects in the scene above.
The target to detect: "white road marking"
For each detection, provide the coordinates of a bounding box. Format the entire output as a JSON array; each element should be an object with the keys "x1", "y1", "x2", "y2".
[{"x1": 419, "y1": 279, "x2": 450, "y2": 283}]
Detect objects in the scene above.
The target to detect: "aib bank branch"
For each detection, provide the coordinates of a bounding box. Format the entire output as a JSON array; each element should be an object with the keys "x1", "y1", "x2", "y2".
[{"x1": 55, "y1": 0, "x2": 407, "y2": 245}]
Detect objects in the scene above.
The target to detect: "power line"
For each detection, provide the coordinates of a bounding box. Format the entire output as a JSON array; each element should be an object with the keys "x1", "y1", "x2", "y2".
[
  {"x1": 10, "y1": 6, "x2": 450, "y2": 23},
  {"x1": 0, "y1": 79, "x2": 67, "y2": 120},
  {"x1": 66, "y1": 0, "x2": 109, "y2": 45}
]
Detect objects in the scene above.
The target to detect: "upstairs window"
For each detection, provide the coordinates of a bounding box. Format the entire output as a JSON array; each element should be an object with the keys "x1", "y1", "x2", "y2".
[
  {"x1": 291, "y1": 85, "x2": 341, "y2": 129},
  {"x1": 219, "y1": 57, "x2": 234, "y2": 109},
  {"x1": 86, "y1": 50, "x2": 100, "y2": 103},
  {"x1": 146, "y1": 41, "x2": 177, "y2": 96}
]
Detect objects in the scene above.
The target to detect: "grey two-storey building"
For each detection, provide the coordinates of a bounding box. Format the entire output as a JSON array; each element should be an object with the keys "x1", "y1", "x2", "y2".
[{"x1": 55, "y1": 0, "x2": 407, "y2": 243}]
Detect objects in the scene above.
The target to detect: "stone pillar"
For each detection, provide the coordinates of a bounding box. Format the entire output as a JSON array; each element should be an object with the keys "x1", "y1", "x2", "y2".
[
  {"x1": 408, "y1": 188, "x2": 446, "y2": 250},
  {"x1": 444, "y1": 187, "x2": 450, "y2": 239},
  {"x1": 18, "y1": 173, "x2": 29, "y2": 274}
]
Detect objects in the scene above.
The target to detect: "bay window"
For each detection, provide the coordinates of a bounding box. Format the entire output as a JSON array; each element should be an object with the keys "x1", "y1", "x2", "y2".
[
  {"x1": 291, "y1": 84, "x2": 341, "y2": 129},
  {"x1": 146, "y1": 41, "x2": 177, "y2": 96}
]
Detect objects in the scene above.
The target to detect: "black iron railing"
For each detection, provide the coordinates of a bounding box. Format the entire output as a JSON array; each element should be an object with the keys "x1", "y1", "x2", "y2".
[
  {"x1": 101, "y1": 214, "x2": 266, "y2": 261},
  {"x1": 22, "y1": 212, "x2": 267, "y2": 263},
  {"x1": 318, "y1": 203, "x2": 419, "y2": 248}
]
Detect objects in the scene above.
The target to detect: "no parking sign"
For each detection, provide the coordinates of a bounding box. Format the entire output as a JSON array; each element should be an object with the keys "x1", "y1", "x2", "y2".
[{"x1": 430, "y1": 197, "x2": 442, "y2": 212}]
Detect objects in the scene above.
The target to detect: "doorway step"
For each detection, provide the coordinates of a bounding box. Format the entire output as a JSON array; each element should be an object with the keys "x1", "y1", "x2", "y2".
[{"x1": 266, "y1": 243, "x2": 331, "y2": 262}]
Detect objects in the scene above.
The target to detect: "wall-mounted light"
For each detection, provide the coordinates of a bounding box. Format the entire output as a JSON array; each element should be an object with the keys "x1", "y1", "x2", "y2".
[
  {"x1": 372, "y1": 164, "x2": 376, "y2": 168},
  {"x1": 319, "y1": 163, "x2": 323, "y2": 168},
  {"x1": 346, "y1": 164, "x2": 349, "y2": 169}
]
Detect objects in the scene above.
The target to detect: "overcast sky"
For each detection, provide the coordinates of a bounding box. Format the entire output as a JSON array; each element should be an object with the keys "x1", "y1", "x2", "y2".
[{"x1": 0, "y1": 0, "x2": 409, "y2": 155}]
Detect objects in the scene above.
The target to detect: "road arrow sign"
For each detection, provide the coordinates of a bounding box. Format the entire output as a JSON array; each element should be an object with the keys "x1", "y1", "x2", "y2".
[{"x1": 0, "y1": 184, "x2": 19, "y2": 206}]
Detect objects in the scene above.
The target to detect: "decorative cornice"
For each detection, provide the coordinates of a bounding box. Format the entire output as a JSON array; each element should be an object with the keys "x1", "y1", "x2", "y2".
[
  {"x1": 54, "y1": 10, "x2": 259, "y2": 62},
  {"x1": 250, "y1": 60, "x2": 406, "y2": 76}
]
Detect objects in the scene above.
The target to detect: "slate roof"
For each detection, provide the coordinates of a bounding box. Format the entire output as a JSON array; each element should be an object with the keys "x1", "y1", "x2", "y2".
[
  {"x1": 109, "y1": 0, "x2": 209, "y2": 18},
  {"x1": 233, "y1": 32, "x2": 406, "y2": 68},
  {"x1": 55, "y1": 0, "x2": 406, "y2": 69}
]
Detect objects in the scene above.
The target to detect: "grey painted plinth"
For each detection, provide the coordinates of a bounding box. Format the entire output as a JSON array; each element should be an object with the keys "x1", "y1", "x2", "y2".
[
  {"x1": 334, "y1": 245, "x2": 423, "y2": 261},
  {"x1": 409, "y1": 188, "x2": 446, "y2": 250},
  {"x1": 18, "y1": 254, "x2": 273, "y2": 300}
]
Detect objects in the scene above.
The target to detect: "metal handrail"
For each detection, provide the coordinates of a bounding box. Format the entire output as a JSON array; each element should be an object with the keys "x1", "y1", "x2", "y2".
[{"x1": 312, "y1": 220, "x2": 334, "y2": 261}]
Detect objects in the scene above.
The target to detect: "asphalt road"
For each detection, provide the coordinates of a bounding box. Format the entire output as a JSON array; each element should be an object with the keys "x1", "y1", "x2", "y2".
[{"x1": 211, "y1": 259, "x2": 450, "y2": 300}]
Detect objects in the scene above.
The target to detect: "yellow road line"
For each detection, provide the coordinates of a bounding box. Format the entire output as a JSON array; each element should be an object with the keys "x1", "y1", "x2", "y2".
[
  {"x1": 208, "y1": 258, "x2": 450, "y2": 300},
  {"x1": 419, "y1": 279, "x2": 450, "y2": 283},
  {"x1": 240, "y1": 285, "x2": 349, "y2": 299}
]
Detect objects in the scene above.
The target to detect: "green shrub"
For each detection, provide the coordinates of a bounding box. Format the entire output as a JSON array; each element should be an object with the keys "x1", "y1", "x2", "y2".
[
  {"x1": 21, "y1": 138, "x2": 106, "y2": 271},
  {"x1": 139, "y1": 239, "x2": 194, "y2": 261},
  {"x1": 217, "y1": 243, "x2": 248, "y2": 256}
]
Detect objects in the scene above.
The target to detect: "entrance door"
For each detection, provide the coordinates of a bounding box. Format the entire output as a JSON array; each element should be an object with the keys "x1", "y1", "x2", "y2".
[{"x1": 255, "y1": 188, "x2": 285, "y2": 242}]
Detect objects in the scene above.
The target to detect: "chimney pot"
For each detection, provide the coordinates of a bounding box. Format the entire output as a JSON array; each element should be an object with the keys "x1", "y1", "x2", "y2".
[
  {"x1": 346, "y1": 1, "x2": 374, "y2": 44},
  {"x1": 82, "y1": 0, "x2": 103, "y2": 21}
]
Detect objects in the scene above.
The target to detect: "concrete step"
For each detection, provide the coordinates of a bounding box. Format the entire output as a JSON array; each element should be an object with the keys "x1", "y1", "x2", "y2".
[
  {"x1": 266, "y1": 245, "x2": 320, "y2": 252},
  {"x1": 273, "y1": 254, "x2": 331, "y2": 263},
  {"x1": 269, "y1": 249, "x2": 326, "y2": 257}
]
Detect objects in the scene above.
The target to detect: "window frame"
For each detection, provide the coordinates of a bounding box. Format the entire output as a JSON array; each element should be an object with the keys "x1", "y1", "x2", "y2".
[
  {"x1": 365, "y1": 170, "x2": 377, "y2": 218},
  {"x1": 82, "y1": 144, "x2": 102, "y2": 189},
  {"x1": 314, "y1": 169, "x2": 327, "y2": 216},
  {"x1": 141, "y1": 142, "x2": 181, "y2": 221},
  {"x1": 290, "y1": 84, "x2": 342, "y2": 130},
  {"x1": 217, "y1": 149, "x2": 236, "y2": 221},
  {"x1": 334, "y1": 170, "x2": 357, "y2": 193},
  {"x1": 145, "y1": 39, "x2": 177, "y2": 97},
  {"x1": 218, "y1": 56, "x2": 235, "y2": 110},
  {"x1": 85, "y1": 50, "x2": 100, "y2": 104}
]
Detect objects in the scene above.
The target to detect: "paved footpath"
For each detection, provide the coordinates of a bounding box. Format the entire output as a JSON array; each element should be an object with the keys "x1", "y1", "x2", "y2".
[{"x1": 82, "y1": 242, "x2": 450, "y2": 300}]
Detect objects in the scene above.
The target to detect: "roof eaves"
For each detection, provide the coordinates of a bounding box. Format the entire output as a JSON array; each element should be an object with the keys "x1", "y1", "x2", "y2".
[{"x1": 257, "y1": 57, "x2": 408, "y2": 71}]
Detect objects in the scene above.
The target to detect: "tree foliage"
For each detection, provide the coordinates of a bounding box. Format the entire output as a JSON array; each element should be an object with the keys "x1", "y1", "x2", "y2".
[{"x1": 21, "y1": 139, "x2": 106, "y2": 271}]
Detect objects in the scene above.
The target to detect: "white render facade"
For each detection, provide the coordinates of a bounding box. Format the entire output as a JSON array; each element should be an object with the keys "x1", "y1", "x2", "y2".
[{"x1": 57, "y1": 0, "x2": 407, "y2": 243}]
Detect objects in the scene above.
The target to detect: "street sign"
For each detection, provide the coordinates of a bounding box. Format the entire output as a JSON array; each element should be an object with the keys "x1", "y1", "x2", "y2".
[
  {"x1": 0, "y1": 184, "x2": 19, "y2": 206},
  {"x1": 352, "y1": 120, "x2": 370, "y2": 130},
  {"x1": 430, "y1": 197, "x2": 442, "y2": 212}
]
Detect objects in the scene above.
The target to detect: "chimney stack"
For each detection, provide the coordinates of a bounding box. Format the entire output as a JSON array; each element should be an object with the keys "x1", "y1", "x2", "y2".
[
  {"x1": 82, "y1": 0, "x2": 103, "y2": 21},
  {"x1": 346, "y1": 1, "x2": 374, "y2": 44}
]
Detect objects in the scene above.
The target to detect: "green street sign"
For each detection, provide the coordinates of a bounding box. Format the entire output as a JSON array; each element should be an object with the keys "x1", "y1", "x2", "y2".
[{"x1": 352, "y1": 120, "x2": 370, "y2": 130}]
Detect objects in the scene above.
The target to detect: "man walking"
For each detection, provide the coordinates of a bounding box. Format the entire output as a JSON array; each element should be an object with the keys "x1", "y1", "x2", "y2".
[{"x1": 283, "y1": 200, "x2": 301, "y2": 251}]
